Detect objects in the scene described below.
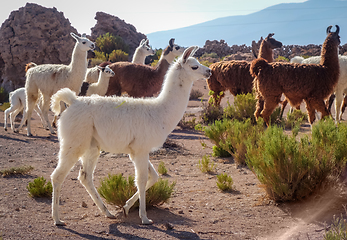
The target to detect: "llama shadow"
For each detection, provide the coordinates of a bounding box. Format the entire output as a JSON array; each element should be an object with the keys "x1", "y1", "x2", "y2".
[
  {"x1": 169, "y1": 128, "x2": 208, "y2": 141},
  {"x1": 0, "y1": 134, "x2": 29, "y2": 143},
  {"x1": 56, "y1": 226, "x2": 114, "y2": 240}
]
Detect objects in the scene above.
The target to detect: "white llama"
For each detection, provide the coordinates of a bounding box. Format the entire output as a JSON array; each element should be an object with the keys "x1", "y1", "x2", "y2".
[
  {"x1": 4, "y1": 88, "x2": 46, "y2": 132},
  {"x1": 132, "y1": 39, "x2": 155, "y2": 64},
  {"x1": 50, "y1": 46, "x2": 211, "y2": 226},
  {"x1": 84, "y1": 39, "x2": 154, "y2": 85},
  {"x1": 79, "y1": 65, "x2": 115, "y2": 96},
  {"x1": 16, "y1": 33, "x2": 95, "y2": 136}
]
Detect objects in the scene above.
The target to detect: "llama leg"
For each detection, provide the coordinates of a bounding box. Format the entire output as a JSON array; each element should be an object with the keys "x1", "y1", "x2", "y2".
[
  {"x1": 51, "y1": 150, "x2": 80, "y2": 226},
  {"x1": 334, "y1": 89, "x2": 344, "y2": 122},
  {"x1": 279, "y1": 98, "x2": 288, "y2": 120},
  {"x1": 304, "y1": 99, "x2": 317, "y2": 124},
  {"x1": 260, "y1": 96, "x2": 281, "y2": 126},
  {"x1": 126, "y1": 153, "x2": 154, "y2": 224},
  {"x1": 123, "y1": 159, "x2": 159, "y2": 216},
  {"x1": 78, "y1": 139, "x2": 115, "y2": 219},
  {"x1": 5, "y1": 99, "x2": 22, "y2": 131},
  {"x1": 52, "y1": 102, "x2": 66, "y2": 128},
  {"x1": 10, "y1": 108, "x2": 23, "y2": 132},
  {"x1": 41, "y1": 97, "x2": 55, "y2": 134}
]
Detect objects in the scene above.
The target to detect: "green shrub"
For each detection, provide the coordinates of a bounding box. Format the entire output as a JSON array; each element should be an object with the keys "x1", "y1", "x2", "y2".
[
  {"x1": 1, "y1": 166, "x2": 34, "y2": 177},
  {"x1": 203, "y1": 118, "x2": 264, "y2": 165},
  {"x1": 324, "y1": 214, "x2": 347, "y2": 240},
  {"x1": 212, "y1": 145, "x2": 231, "y2": 158},
  {"x1": 246, "y1": 121, "x2": 347, "y2": 202},
  {"x1": 158, "y1": 161, "x2": 168, "y2": 175},
  {"x1": 223, "y1": 93, "x2": 257, "y2": 124},
  {"x1": 178, "y1": 114, "x2": 198, "y2": 130},
  {"x1": 109, "y1": 49, "x2": 129, "y2": 62},
  {"x1": 95, "y1": 32, "x2": 129, "y2": 54},
  {"x1": 216, "y1": 173, "x2": 233, "y2": 192},
  {"x1": 98, "y1": 174, "x2": 175, "y2": 209},
  {"x1": 285, "y1": 109, "x2": 307, "y2": 128},
  {"x1": 198, "y1": 155, "x2": 215, "y2": 174},
  {"x1": 89, "y1": 58, "x2": 105, "y2": 68},
  {"x1": 190, "y1": 89, "x2": 204, "y2": 100},
  {"x1": 275, "y1": 56, "x2": 289, "y2": 62},
  {"x1": 27, "y1": 177, "x2": 53, "y2": 198},
  {"x1": 200, "y1": 52, "x2": 219, "y2": 59}
]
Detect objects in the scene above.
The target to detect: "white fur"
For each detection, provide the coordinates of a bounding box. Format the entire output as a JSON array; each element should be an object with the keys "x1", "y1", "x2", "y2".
[
  {"x1": 4, "y1": 88, "x2": 46, "y2": 132},
  {"x1": 17, "y1": 33, "x2": 95, "y2": 136},
  {"x1": 290, "y1": 55, "x2": 347, "y2": 121},
  {"x1": 132, "y1": 39, "x2": 155, "y2": 64},
  {"x1": 85, "y1": 66, "x2": 99, "y2": 84},
  {"x1": 49, "y1": 46, "x2": 211, "y2": 226},
  {"x1": 85, "y1": 66, "x2": 115, "y2": 96}
]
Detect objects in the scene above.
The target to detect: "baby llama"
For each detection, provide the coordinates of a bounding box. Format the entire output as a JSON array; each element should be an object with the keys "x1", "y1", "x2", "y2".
[
  {"x1": 250, "y1": 25, "x2": 340, "y2": 126},
  {"x1": 16, "y1": 33, "x2": 95, "y2": 136},
  {"x1": 79, "y1": 65, "x2": 115, "y2": 96},
  {"x1": 105, "y1": 38, "x2": 185, "y2": 97},
  {"x1": 50, "y1": 46, "x2": 211, "y2": 226},
  {"x1": 207, "y1": 33, "x2": 282, "y2": 106}
]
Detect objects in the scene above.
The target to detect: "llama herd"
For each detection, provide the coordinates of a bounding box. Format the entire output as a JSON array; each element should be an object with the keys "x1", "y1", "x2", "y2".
[{"x1": 1, "y1": 25, "x2": 344, "y2": 225}]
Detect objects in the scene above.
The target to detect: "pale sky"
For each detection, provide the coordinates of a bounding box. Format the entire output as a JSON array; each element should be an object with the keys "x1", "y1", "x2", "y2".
[{"x1": 1, "y1": 0, "x2": 307, "y2": 35}]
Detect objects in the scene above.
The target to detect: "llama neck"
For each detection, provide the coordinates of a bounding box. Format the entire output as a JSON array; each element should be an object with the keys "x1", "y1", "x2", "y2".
[
  {"x1": 95, "y1": 74, "x2": 110, "y2": 94},
  {"x1": 132, "y1": 48, "x2": 145, "y2": 64},
  {"x1": 156, "y1": 66, "x2": 193, "y2": 132},
  {"x1": 69, "y1": 44, "x2": 88, "y2": 80},
  {"x1": 258, "y1": 42, "x2": 274, "y2": 62},
  {"x1": 320, "y1": 38, "x2": 339, "y2": 68}
]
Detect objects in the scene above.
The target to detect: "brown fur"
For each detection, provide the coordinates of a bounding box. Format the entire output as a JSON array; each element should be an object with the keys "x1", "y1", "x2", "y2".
[
  {"x1": 105, "y1": 40, "x2": 181, "y2": 97},
  {"x1": 207, "y1": 33, "x2": 282, "y2": 106},
  {"x1": 250, "y1": 25, "x2": 341, "y2": 126},
  {"x1": 25, "y1": 62, "x2": 37, "y2": 72}
]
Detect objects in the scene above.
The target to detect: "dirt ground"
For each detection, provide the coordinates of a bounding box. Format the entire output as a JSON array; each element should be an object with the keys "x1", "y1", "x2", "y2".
[{"x1": 1, "y1": 79, "x2": 347, "y2": 240}]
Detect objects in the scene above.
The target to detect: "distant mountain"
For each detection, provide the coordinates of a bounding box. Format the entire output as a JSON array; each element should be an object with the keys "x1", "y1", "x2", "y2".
[{"x1": 147, "y1": 0, "x2": 347, "y2": 49}]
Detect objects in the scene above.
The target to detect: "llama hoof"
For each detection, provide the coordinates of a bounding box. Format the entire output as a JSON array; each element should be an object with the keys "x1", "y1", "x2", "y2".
[
  {"x1": 122, "y1": 205, "x2": 130, "y2": 217},
  {"x1": 141, "y1": 218, "x2": 153, "y2": 225},
  {"x1": 106, "y1": 213, "x2": 116, "y2": 219},
  {"x1": 13, "y1": 129, "x2": 18, "y2": 133},
  {"x1": 4, "y1": 128, "x2": 7, "y2": 131},
  {"x1": 27, "y1": 133, "x2": 33, "y2": 137},
  {"x1": 54, "y1": 220, "x2": 66, "y2": 226}
]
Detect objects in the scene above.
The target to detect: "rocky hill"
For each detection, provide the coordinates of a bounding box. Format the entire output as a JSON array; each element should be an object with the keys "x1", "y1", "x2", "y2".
[{"x1": 0, "y1": 4, "x2": 146, "y2": 92}]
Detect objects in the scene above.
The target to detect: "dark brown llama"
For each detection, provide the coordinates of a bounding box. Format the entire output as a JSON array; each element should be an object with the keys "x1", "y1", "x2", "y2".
[
  {"x1": 105, "y1": 38, "x2": 184, "y2": 97},
  {"x1": 250, "y1": 25, "x2": 340, "y2": 126},
  {"x1": 207, "y1": 33, "x2": 282, "y2": 106}
]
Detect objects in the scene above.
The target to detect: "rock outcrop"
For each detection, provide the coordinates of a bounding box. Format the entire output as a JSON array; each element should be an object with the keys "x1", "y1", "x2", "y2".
[
  {"x1": 91, "y1": 12, "x2": 146, "y2": 59},
  {"x1": 0, "y1": 3, "x2": 78, "y2": 91}
]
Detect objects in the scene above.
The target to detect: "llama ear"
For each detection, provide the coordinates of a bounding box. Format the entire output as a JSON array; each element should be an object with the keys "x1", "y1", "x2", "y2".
[
  {"x1": 82, "y1": 33, "x2": 87, "y2": 38},
  {"x1": 140, "y1": 39, "x2": 146, "y2": 45},
  {"x1": 97, "y1": 66, "x2": 104, "y2": 72},
  {"x1": 70, "y1": 32, "x2": 80, "y2": 40},
  {"x1": 169, "y1": 38, "x2": 175, "y2": 47},
  {"x1": 327, "y1": 25, "x2": 333, "y2": 34},
  {"x1": 145, "y1": 39, "x2": 149, "y2": 45},
  {"x1": 182, "y1": 46, "x2": 197, "y2": 63}
]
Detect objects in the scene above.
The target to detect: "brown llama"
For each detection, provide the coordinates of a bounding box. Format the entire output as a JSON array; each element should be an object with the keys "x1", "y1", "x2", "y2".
[
  {"x1": 250, "y1": 25, "x2": 340, "y2": 126},
  {"x1": 207, "y1": 33, "x2": 282, "y2": 106},
  {"x1": 105, "y1": 38, "x2": 184, "y2": 97}
]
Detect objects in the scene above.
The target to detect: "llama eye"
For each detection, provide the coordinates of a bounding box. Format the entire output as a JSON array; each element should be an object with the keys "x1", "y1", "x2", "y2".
[
  {"x1": 175, "y1": 46, "x2": 180, "y2": 50},
  {"x1": 82, "y1": 42, "x2": 86, "y2": 44},
  {"x1": 191, "y1": 66, "x2": 198, "y2": 70}
]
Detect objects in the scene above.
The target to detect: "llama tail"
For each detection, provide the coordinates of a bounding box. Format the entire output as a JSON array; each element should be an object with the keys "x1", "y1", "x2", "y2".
[
  {"x1": 249, "y1": 58, "x2": 269, "y2": 78},
  {"x1": 51, "y1": 88, "x2": 77, "y2": 115},
  {"x1": 25, "y1": 62, "x2": 37, "y2": 72}
]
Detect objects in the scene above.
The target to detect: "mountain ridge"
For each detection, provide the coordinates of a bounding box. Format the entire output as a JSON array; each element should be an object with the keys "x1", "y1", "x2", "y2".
[{"x1": 147, "y1": 0, "x2": 347, "y2": 48}]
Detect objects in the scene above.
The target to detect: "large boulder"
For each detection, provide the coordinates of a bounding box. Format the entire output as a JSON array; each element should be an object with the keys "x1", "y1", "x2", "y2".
[
  {"x1": 0, "y1": 3, "x2": 78, "y2": 91},
  {"x1": 91, "y1": 12, "x2": 147, "y2": 58}
]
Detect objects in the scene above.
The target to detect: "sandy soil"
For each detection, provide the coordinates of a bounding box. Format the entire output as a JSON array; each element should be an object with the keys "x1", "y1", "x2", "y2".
[{"x1": 1, "y1": 79, "x2": 347, "y2": 240}]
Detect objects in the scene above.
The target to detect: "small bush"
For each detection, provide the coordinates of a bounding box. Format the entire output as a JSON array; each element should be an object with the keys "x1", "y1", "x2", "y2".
[
  {"x1": 27, "y1": 177, "x2": 53, "y2": 198},
  {"x1": 108, "y1": 49, "x2": 129, "y2": 62},
  {"x1": 190, "y1": 89, "x2": 204, "y2": 100},
  {"x1": 285, "y1": 109, "x2": 308, "y2": 128},
  {"x1": 223, "y1": 93, "x2": 257, "y2": 124},
  {"x1": 216, "y1": 173, "x2": 233, "y2": 192},
  {"x1": 98, "y1": 174, "x2": 175, "y2": 209},
  {"x1": 178, "y1": 115, "x2": 198, "y2": 130},
  {"x1": 89, "y1": 58, "x2": 104, "y2": 68},
  {"x1": 275, "y1": 56, "x2": 289, "y2": 62},
  {"x1": 246, "y1": 120, "x2": 347, "y2": 202},
  {"x1": 198, "y1": 155, "x2": 215, "y2": 174},
  {"x1": 203, "y1": 118, "x2": 264, "y2": 165},
  {"x1": 1, "y1": 166, "x2": 34, "y2": 177},
  {"x1": 212, "y1": 145, "x2": 231, "y2": 158},
  {"x1": 200, "y1": 52, "x2": 219, "y2": 59},
  {"x1": 324, "y1": 214, "x2": 347, "y2": 240},
  {"x1": 158, "y1": 161, "x2": 168, "y2": 175}
]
